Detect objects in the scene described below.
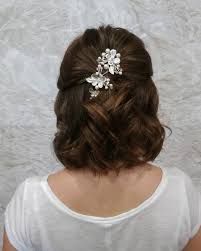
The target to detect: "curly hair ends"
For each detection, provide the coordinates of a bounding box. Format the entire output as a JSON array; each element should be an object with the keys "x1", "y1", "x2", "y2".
[{"x1": 52, "y1": 24, "x2": 172, "y2": 178}]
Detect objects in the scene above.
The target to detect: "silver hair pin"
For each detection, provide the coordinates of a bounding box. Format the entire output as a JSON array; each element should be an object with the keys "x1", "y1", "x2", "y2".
[{"x1": 85, "y1": 48, "x2": 123, "y2": 99}]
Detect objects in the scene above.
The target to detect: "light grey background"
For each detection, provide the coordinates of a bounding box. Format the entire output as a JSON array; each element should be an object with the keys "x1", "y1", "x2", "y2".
[{"x1": 0, "y1": 0, "x2": 201, "y2": 247}]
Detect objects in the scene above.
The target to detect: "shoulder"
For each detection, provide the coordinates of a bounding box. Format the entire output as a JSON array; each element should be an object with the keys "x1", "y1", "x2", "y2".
[
  {"x1": 166, "y1": 167, "x2": 199, "y2": 190},
  {"x1": 24, "y1": 174, "x2": 50, "y2": 202},
  {"x1": 165, "y1": 166, "x2": 187, "y2": 177},
  {"x1": 18, "y1": 175, "x2": 45, "y2": 194},
  {"x1": 25, "y1": 175, "x2": 45, "y2": 187},
  {"x1": 165, "y1": 167, "x2": 201, "y2": 211},
  {"x1": 164, "y1": 166, "x2": 193, "y2": 184},
  {"x1": 161, "y1": 166, "x2": 200, "y2": 197},
  {"x1": 5, "y1": 174, "x2": 47, "y2": 212},
  {"x1": 5, "y1": 175, "x2": 43, "y2": 211},
  {"x1": 3, "y1": 175, "x2": 44, "y2": 250}
]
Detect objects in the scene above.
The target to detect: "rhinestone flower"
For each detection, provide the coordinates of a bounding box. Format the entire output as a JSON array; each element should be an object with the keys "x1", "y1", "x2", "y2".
[
  {"x1": 97, "y1": 48, "x2": 122, "y2": 75},
  {"x1": 85, "y1": 48, "x2": 122, "y2": 99}
]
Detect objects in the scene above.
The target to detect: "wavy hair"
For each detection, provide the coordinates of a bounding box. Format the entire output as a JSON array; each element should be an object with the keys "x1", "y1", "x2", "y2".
[{"x1": 52, "y1": 24, "x2": 172, "y2": 178}]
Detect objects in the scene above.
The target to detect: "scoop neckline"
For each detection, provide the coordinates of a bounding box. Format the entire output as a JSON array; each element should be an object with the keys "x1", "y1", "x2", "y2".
[{"x1": 41, "y1": 166, "x2": 168, "y2": 224}]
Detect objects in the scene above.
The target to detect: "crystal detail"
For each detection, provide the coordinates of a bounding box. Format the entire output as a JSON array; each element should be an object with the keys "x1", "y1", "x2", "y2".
[{"x1": 86, "y1": 48, "x2": 123, "y2": 99}]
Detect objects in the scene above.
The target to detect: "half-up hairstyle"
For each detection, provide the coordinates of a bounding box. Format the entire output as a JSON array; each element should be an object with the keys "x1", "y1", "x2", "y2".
[{"x1": 52, "y1": 24, "x2": 172, "y2": 178}]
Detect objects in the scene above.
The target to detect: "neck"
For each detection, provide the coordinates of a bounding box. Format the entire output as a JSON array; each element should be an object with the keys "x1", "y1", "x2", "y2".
[{"x1": 62, "y1": 162, "x2": 152, "y2": 186}]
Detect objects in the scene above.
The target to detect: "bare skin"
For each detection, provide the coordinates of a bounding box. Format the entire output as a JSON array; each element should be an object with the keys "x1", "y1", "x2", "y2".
[{"x1": 46, "y1": 162, "x2": 163, "y2": 217}]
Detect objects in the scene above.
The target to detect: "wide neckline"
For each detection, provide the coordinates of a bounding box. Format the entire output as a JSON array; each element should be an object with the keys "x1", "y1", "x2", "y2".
[{"x1": 41, "y1": 166, "x2": 168, "y2": 224}]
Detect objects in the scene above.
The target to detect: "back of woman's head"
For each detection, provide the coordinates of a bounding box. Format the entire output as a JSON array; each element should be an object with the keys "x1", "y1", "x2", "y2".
[{"x1": 52, "y1": 24, "x2": 171, "y2": 178}]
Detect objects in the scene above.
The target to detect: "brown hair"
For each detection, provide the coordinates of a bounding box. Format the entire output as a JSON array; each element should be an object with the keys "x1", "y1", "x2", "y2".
[{"x1": 52, "y1": 24, "x2": 171, "y2": 178}]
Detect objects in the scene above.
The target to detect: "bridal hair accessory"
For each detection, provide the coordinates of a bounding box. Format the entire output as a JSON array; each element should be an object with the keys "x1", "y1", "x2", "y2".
[{"x1": 85, "y1": 48, "x2": 123, "y2": 99}]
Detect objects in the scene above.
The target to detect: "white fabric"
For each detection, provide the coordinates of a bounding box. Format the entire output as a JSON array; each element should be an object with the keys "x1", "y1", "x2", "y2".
[{"x1": 4, "y1": 166, "x2": 201, "y2": 251}]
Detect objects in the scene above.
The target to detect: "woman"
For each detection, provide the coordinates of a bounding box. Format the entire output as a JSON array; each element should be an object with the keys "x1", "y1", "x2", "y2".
[{"x1": 3, "y1": 24, "x2": 201, "y2": 251}]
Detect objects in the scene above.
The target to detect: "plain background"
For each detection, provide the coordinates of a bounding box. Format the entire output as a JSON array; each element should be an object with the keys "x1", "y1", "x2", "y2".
[{"x1": 0, "y1": 0, "x2": 201, "y2": 248}]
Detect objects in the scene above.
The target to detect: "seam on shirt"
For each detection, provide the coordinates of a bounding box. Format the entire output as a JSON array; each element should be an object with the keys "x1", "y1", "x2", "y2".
[
  {"x1": 182, "y1": 172, "x2": 201, "y2": 240},
  {"x1": 24, "y1": 178, "x2": 34, "y2": 248},
  {"x1": 4, "y1": 208, "x2": 26, "y2": 251},
  {"x1": 4, "y1": 179, "x2": 34, "y2": 250},
  {"x1": 183, "y1": 172, "x2": 192, "y2": 240},
  {"x1": 190, "y1": 191, "x2": 201, "y2": 239}
]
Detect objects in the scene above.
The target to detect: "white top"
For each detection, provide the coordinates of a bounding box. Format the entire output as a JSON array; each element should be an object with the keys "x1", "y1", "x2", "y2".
[{"x1": 3, "y1": 166, "x2": 201, "y2": 251}]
